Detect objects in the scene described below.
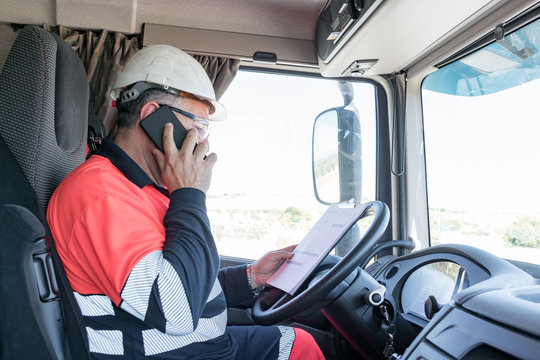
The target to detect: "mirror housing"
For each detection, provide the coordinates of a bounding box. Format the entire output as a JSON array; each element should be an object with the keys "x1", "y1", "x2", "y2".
[{"x1": 312, "y1": 106, "x2": 362, "y2": 205}]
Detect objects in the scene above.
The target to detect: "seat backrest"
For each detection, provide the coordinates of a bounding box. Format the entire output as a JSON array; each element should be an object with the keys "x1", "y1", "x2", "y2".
[
  {"x1": 0, "y1": 25, "x2": 90, "y2": 359},
  {"x1": 0, "y1": 25, "x2": 89, "y2": 219}
]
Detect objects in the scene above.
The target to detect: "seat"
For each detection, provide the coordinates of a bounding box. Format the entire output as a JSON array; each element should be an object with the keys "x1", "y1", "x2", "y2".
[{"x1": 0, "y1": 25, "x2": 91, "y2": 359}]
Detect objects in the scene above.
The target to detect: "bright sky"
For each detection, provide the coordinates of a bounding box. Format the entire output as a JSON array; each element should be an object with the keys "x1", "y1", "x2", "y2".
[
  {"x1": 423, "y1": 77, "x2": 540, "y2": 214},
  {"x1": 207, "y1": 71, "x2": 376, "y2": 200}
]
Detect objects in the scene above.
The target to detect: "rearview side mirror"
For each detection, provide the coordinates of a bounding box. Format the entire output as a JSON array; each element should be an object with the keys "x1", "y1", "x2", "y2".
[{"x1": 312, "y1": 107, "x2": 362, "y2": 205}]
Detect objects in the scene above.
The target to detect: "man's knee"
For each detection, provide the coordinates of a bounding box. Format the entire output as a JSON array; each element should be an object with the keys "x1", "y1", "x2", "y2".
[{"x1": 289, "y1": 328, "x2": 325, "y2": 359}]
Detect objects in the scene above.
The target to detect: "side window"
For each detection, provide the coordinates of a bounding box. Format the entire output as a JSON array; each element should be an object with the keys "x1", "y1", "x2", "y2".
[
  {"x1": 207, "y1": 70, "x2": 377, "y2": 259},
  {"x1": 422, "y1": 19, "x2": 540, "y2": 266}
]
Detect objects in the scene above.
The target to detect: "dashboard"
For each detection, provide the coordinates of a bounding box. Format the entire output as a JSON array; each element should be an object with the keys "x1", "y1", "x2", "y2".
[
  {"x1": 317, "y1": 243, "x2": 540, "y2": 358},
  {"x1": 359, "y1": 244, "x2": 540, "y2": 359},
  {"x1": 367, "y1": 246, "x2": 490, "y2": 328}
]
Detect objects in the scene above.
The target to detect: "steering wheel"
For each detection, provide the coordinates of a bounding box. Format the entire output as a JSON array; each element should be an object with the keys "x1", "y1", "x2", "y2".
[{"x1": 252, "y1": 201, "x2": 390, "y2": 325}]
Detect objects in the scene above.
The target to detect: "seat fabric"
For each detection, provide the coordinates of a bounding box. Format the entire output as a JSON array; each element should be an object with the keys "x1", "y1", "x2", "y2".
[
  {"x1": 0, "y1": 25, "x2": 88, "y2": 218},
  {"x1": 0, "y1": 25, "x2": 91, "y2": 359}
]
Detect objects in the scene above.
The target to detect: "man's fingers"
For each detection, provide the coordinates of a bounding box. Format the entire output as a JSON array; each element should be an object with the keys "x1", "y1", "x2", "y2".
[
  {"x1": 162, "y1": 123, "x2": 178, "y2": 155},
  {"x1": 157, "y1": 126, "x2": 216, "y2": 193},
  {"x1": 282, "y1": 245, "x2": 297, "y2": 253},
  {"x1": 180, "y1": 129, "x2": 198, "y2": 153},
  {"x1": 264, "y1": 251, "x2": 294, "y2": 264},
  {"x1": 274, "y1": 245, "x2": 297, "y2": 258},
  {"x1": 193, "y1": 140, "x2": 208, "y2": 158},
  {"x1": 204, "y1": 152, "x2": 218, "y2": 165}
]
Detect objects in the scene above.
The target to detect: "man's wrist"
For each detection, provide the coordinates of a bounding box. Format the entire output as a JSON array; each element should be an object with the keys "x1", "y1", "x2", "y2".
[{"x1": 246, "y1": 264, "x2": 257, "y2": 291}]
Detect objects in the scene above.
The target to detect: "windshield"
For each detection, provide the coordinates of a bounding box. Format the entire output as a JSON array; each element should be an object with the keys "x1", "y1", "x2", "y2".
[
  {"x1": 207, "y1": 71, "x2": 376, "y2": 260},
  {"x1": 422, "y1": 18, "x2": 540, "y2": 266}
]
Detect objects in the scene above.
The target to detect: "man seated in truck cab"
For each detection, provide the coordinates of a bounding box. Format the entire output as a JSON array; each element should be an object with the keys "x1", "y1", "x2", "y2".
[{"x1": 47, "y1": 44, "x2": 325, "y2": 360}]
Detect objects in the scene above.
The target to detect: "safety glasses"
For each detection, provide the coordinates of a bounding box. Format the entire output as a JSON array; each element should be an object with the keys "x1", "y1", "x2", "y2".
[{"x1": 159, "y1": 104, "x2": 212, "y2": 140}]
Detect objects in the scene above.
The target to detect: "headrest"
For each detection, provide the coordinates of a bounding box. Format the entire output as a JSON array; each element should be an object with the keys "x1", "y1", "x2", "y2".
[
  {"x1": 0, "y1": 25, "x2": 89, "y2": 213},
  {"x1": 53, "y1": 29, "x2": 89, "y2": 152}
]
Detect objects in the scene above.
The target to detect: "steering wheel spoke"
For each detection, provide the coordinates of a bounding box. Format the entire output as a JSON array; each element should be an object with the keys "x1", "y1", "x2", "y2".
[{"x1": 269, "y1": 292, "x2": 292, "y2": 311}]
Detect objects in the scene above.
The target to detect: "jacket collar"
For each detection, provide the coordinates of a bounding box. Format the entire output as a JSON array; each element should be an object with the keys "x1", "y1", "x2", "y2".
[{"x1": 96, "y1": 139, "x2": 170, "y2": 197}]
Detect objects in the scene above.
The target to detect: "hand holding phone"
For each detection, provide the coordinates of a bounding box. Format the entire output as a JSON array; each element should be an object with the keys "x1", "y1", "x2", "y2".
[
  {"x1": 152, "y1": 123, "x2": 216, "y2": 193},
  {"x1": 143, "y1": 105, "x2": 216, "y2": 193}
]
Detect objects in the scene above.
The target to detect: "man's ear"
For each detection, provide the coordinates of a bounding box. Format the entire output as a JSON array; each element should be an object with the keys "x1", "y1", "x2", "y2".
[{"x1": 138, "y1": 101, "x2": 160, "y2": 123}]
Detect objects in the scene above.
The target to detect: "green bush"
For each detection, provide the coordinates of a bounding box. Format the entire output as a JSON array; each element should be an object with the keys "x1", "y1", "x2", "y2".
[
  {"x1": 314, "y1": 155, "x2": 338, "y2": 178},
  {"x1": 505, "y1": 216, "x2": 540, "y2": 248},
  {"x1": 280, "y1": 206, "x2": 312, "y2": 225}
]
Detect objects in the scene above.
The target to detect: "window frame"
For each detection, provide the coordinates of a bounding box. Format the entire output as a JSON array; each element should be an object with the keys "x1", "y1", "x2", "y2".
[{"x1": 210, "y1": 66, "x2": 393, "y2": 260}]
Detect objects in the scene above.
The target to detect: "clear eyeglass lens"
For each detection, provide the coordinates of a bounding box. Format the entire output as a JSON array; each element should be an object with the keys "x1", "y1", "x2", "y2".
[{"x1": 194, "y1": 118, "x2": 211, "y2": 140}]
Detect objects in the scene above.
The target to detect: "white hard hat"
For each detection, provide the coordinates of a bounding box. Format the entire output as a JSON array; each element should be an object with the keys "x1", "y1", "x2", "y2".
[{"x1": 111, "y1": 45, "x2": 226, "y2": 121}]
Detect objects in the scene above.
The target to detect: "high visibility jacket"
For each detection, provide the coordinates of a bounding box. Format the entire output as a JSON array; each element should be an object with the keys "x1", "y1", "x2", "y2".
[{"x1": 48, "y1": 139, "x2": 322, "y2": 360}]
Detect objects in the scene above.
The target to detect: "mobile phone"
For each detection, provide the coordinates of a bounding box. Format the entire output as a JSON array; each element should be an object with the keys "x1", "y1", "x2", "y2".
[{"x1": 139, "y1": 105, "x2": 188, "y2": 153}]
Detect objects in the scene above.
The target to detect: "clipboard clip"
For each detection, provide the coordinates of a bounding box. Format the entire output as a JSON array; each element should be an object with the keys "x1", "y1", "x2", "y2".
[{"x1": 339, "y1": 198, "x2": 357, "y2": 209}]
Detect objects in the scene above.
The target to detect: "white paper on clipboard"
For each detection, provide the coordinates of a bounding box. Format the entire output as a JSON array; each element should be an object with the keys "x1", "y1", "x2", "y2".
[{"x1": 266, "y1": 202, "x2": 368, "y2": 295}]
